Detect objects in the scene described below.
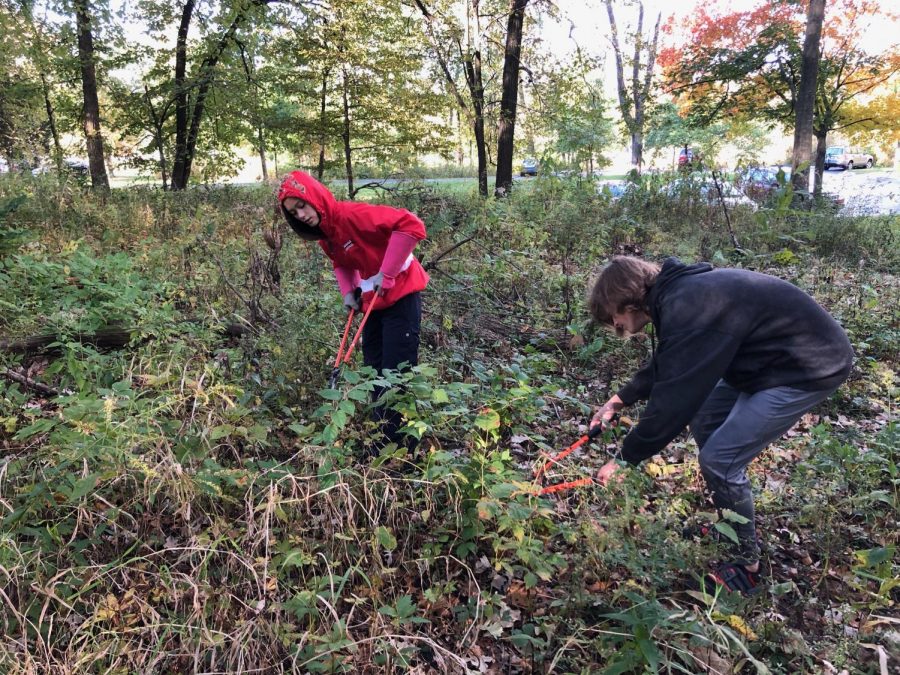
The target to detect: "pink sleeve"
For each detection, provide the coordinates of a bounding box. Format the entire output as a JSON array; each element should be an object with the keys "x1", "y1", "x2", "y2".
[
  {"x1": 380, "y1": 232, "x2": 419, "y2": 278},
  {"x1": 333, "y1": 267, "x2": 361, "y2": 295},
  {"x1": 393, "y1": 210, "x2": 426, "y2": 240}
]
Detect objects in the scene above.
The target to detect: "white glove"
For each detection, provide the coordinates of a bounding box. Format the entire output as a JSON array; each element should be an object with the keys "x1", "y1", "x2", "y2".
[
  {"x1": 361, "y1": 271, "x2": 393, "y2": 295},
  {"x1": 343, "y1": 290, "x2": 361, "y2": 311}
]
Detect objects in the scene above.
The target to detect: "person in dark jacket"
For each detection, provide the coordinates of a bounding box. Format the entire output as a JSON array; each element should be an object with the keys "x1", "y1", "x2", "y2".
[
  {"x1": 278, "y1": 171, "x2": 429, "y2": 452},
  {"x1": 588, "y1": 256, "x2": 853, "y2": 594}
]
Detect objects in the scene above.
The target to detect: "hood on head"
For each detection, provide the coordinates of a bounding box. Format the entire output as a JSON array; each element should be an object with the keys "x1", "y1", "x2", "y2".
[
  {"x1": 647, "y1": 257, "x2": 713, "y2": 323},
  {"x1": 277, "y1": 171, "x2": 336, "y2": 239}
]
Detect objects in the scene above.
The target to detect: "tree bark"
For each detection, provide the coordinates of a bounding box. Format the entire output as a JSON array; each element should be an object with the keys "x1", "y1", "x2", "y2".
[
  {"x1": 40, "y1": 74, "x2": 63, "y2": 172},
  {"x1": 466, "y1": 52, "x2": 488, "y2": 197},
  {"x1": 171, "y1": 0, "x2": 196, "y2": 191},
  {"x1": 341, "y1": 67, "x2": 354, "y2": 197},
  {"x1": 790, "y1": 0, "x2": 826, "y2": 196},
  {"x1": 144, "y1": 85, "x2": 169, "y2": 189},
  {"x1": 494, "y1": 0, "x2": 529, "y2": 198},
  {"x1": 74, "y1": 0, "x2": 109, "y2": 189},
  {"x1": 317, "y1": 68, "x2": 329, "y2": 180},
  {"x1": 257, "y1": 126, "x2": 268, "y2": 181},
  {"x1": 813, "y1": 129, "x2": 827, "y2": 199}
]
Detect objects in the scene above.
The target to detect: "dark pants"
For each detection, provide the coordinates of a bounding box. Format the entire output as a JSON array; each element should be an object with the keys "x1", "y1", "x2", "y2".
[
  {"x1": 690, "y1": 380, "x2": 839, "y2": 564},
  {"x1": 361, "y1": 292, "x2": 421, "y2": 448}
]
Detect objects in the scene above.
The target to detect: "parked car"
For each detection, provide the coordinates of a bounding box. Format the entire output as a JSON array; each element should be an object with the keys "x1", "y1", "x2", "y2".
[
  {"x1": 520, "y1": 157, "x2": 539, "y2": 176},
  {"x1": 63, "y1": 158, "x2": 90, "y2": 176},
  {"x1": 677, "y1": 146, "x2": 700, "y2": 169},
  {"x1": 596, "y1": 179, "x2": 629, "y2": 200},
  {"x1": 735, "y1": 165, "x2": 791, "y2": 202},
  {"x1": 663, "y1": 176, "x2": 757, "y2": 209},
  {"x1": 824, "y1": 146, "x2": 874, "y2": 171}
]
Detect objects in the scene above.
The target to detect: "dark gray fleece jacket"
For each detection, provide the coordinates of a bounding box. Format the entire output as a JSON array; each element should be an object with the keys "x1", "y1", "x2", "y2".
[{"x1": 617, "y1": 258, "x2": 853, "y2": 465}]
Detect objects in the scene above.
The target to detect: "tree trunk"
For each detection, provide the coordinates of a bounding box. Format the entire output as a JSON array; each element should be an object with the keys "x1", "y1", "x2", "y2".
[
  {"x1": 631, "y1": 132, "x2": 643, "y2": 169},
  {"x1": 341, "y1": 68, "x2": 354, "y2": 197},
  {"x1": 605, "y1": 0, "x2": 659, "y2": 172},
  {"x1": 144, "y1": 86, "x2": 168, "y2": 189},
  {"x1": 466, "y1": 52, "x2": 488, "y2": 197},
  {"x1": 494, "y1": 0, "x2": 529, "y2": 198},
  {"x1": 413, "y1": 0, "x2": 488, "y2": 196},
  {"x1": 40, "y1": 74, "x2": 63, "y2": 172},
  {"x1": 171, "y1": 0, "x2": 196, "y2": 190},
  {"x1": 813, "y1": 129, "x2": 827, "y2": 199},
  {"x1": 257, "y1": 126, "x2": 268, "y2": 181},
  {"x1": 171, "y1": 1, "x2": 262, "y2": 190},
  {"x1": 791, "y1": 0, "x2": 826, "y2": 196},
  {"x1": 454, "y1": 108, "x2": 464, "y2": 165},
  {"x1": 317, "y1": 68, "x2": 329, "y2": 181},
  {"x1": 74, "y1": 0, "x2": 109, "y2": 189}
]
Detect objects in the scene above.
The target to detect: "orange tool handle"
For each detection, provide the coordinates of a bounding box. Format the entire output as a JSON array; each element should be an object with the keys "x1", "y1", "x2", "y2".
[
  {"x1": 533, "y1": 424, "x2": 605, "y2": 480},
  {"x1": 533, "y1": 434, "x2": 589, "y2": 480},
  {"x1": 539, "y1": 477, "x2": 594, "y2": 495},
  {"x1": 334, "y1": 309, "x2": 356, "y2": 367},
  {"x1": 342, "y1": 297, "x2": 377, "y2": 365}
]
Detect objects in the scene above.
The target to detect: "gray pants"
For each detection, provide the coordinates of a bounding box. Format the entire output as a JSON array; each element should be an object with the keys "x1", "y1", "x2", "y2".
[{"x1": 690, "y1": 381, "x2": 838, "y2": 564}]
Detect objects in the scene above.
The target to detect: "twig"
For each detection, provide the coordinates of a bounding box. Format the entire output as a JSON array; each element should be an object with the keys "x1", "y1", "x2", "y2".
[
  {"x1": 711, "y1": 170, "x2": 740, "y2": 249},
  {"x1": 1, "y1": 368, "x2": 63, "y2": 397},
  {"x1": 423, "y1": 234, "x2": 477, "y2": 271}
]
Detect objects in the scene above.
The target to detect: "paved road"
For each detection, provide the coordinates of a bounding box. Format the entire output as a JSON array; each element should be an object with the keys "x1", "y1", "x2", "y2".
[
  {"x1": 212, "y1": 169, "x2": 900, "y2": 216},
  {"x1": 338, "y1": 171, "x2": 900, "y2": 215}
]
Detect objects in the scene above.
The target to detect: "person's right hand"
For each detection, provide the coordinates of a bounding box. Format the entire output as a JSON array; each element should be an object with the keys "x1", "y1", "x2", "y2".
[
  {"x1": 343, "y1": 290, "x2": 361, "y2": 312},
  {"x1": 590, "y1": 396, "x2": 624, "y2": 430}
]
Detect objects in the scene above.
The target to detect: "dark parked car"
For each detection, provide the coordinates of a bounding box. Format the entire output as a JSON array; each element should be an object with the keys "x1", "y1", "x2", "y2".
[
  {"x1": 520, "y1": 157, "x2": 538, "y2": 176},
  {"x1": 63, "y1": 158, "x2": 90, "y2": 177},
  {"x1": 736, "y1": 166, "x2": 791, "y2": 202}
]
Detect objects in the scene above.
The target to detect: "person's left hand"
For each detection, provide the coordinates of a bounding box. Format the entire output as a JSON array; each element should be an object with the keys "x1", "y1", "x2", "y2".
[
  {"x1": 362, "y1": 271, "x2": 395, "y2": 295},
  {"x1": 597, "y1": 459, "x2": 624, "y2": 486}
]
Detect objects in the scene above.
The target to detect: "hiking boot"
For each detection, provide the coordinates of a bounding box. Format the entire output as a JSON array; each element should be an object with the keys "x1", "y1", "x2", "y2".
[{"x1": 703, "y1": 561, "x2": 767, "y2": 597}]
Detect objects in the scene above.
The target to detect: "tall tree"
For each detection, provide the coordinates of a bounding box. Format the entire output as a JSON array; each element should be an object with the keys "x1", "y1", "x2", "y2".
[
  {"x1": 662, "y1": 0, "x2": 898, "y2": 196},
  {"x1": 494, "y1": 0, "x2": 528, "y2": 197},
  {"x1": 529, "y1": 51, "x2": 614, "y2": 173},
  {"x1": 0, "y1": 5, "x2": 48, "y2": 166},
  {"x1": 604, "y1": 0, "x2": 661, "y2": 170},
  {"x1": 842, "y1": 81, "x2": 900, "y2": 167},
  {"x1": 74, "y1": 0, "x2": 109, "y2": 188},
  {"x1": 790, "y1": 0, "x2": 825, "y2": 195},
  {"x1": 414, "y1": 0, "x2": 490, "y2": 196},
  {"x1": 169, "y1": 0, "x2": 273, "y2": 189}
]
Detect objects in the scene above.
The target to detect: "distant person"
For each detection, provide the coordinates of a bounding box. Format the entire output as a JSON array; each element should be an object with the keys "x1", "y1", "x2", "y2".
[
  {"x1": 587, "y1": 256, "x2": 852, "y2": 595},
  {"x1": 278, "y1": 171, "x2": 429, "y2": 453}
]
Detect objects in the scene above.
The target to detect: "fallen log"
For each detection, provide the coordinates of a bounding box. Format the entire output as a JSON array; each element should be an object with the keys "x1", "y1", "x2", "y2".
[
  {"x1": 0, "y1": 322, "x2": 251, "y2": 356},
  {"x1": 0, "y1": 327, "x2": 133, "y2": 354}
]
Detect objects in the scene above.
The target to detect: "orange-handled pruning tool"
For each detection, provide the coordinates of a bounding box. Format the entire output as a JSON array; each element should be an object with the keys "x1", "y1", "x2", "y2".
[
  {"x1": 328, "y1": 309, "x2": 356, "y2": 388},
  {"x1": 327, "y1": 296, "x2": 379, "y2": 389},
  {"x1": 342, "y1": 299, "x2": 376, "y2": 365},
  {"x1": 532, "y1": 416, "x2": 625, "y2": 496}
]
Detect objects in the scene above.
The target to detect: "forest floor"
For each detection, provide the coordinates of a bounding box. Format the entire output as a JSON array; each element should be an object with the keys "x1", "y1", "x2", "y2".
[{"x1": 0, "y1": 175, "x2": 897, "y2": 673}]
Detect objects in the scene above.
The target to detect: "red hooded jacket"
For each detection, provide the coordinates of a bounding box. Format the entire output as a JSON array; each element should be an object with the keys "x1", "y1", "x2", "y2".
[{"x1": 278, "y1": 171, "x2": 429, "y2": 311}]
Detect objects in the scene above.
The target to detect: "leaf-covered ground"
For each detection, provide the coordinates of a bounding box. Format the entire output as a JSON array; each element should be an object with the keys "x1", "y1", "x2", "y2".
[{"x1": 1, "y1": 176, "x2": 897, "y2": 673}]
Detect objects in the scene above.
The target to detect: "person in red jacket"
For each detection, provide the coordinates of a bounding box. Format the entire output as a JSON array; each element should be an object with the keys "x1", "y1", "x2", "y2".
[{"x1": 278, "y1": 171, "x2": 429, "y2": 453}]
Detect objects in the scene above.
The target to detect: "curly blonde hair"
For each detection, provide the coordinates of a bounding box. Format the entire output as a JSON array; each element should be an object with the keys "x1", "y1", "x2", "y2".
[{"x1": 588, "y1": 256, "x2": 660, "y2": 326}]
